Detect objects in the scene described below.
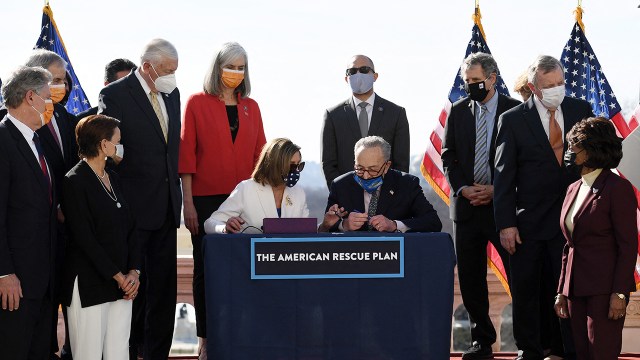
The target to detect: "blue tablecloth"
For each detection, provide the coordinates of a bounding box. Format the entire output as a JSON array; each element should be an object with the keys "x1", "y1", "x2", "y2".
[{"x1": 204, "y1": 232, "x2": 456, "y2": 360}]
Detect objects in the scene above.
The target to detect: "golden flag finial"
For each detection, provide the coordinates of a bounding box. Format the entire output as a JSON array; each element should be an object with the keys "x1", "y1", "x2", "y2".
[
  {"x1": 574, "y1": 2, "x2": 586, "y2": 33},
  {"x1": 472, "y1": 2, "x2": 487, "y2": 40}
]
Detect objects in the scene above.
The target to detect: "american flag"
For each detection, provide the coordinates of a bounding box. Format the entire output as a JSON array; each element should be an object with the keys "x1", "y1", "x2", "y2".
[
  {"x1": 420, "y1": 22, "x2": 511, "y2": 294},
  {"x1": 561, "y1": 21, "x2": 640, "y2": 288},
  {"x1": 560, "y1": 23, "x2": 632, "y2": 136},
  {"x1": 34, "y1": 5, "x2": 91, "y2": 115}
]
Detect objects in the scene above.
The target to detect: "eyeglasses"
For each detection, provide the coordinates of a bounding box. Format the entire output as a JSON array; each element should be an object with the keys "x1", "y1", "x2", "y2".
[
  {"x1": 345, "y1": 66, "x2": 374, "y2": 76},
  {"x1": 354, "y1": 161, "x2": 389, "y2": 177},
  {"x1": 290, "y1": 162, "x2": 305, "y2": 172}
]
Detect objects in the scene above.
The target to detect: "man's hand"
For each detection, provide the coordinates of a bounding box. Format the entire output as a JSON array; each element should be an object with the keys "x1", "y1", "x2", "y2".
[
  {"x1": 343, "y1": 212, "x2": 369, "y2": 231},
  {"x1": 225, "y1": 216, "x2": 246, "y2": 234},
  {"x1": 57, "y1": 208, "x2": 65, "y2": 223},
  {"x1": 608, "y1": 293, "x2": 627, "y2": 320},
  {"x1": 369, "y1": 215, "x2": 397, "y2": 232},
  {"x1": 500, "y1": 227, "x2": 521, "y2": 255},
  {"x1": 0, "y1": 274, "x2": 23, "y2": 311},
  {"x1": 461, "y1": 184, "x2": 494, "y2": 206}
]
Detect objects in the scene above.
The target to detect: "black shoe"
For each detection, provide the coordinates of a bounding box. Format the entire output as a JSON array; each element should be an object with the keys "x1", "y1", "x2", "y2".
[{"x1": 462, "y1": 341, "x2": 494, "y2": 360}]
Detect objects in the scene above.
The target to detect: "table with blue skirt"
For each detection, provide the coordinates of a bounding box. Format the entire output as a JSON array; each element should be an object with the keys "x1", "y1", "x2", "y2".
[{"x1": 204, "y1": 231, "x2": 456, "y2": 360}]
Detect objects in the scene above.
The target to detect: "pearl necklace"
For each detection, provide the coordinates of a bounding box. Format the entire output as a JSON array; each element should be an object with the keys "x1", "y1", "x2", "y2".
[{"x1": 84, "y1": 159, "x2": 121, "y2": 208}]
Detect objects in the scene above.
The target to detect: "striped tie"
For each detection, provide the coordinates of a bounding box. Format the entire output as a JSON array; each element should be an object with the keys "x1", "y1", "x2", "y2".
[
  {"x1": 474, "y1": 105, "x2": 490, "y2": 185},
  {"x1": 150, "y1": 91, "x2": 168, "y2": 142},
  {"x1": 367, "y1": 190, "x2": 379, "y2": 231}
]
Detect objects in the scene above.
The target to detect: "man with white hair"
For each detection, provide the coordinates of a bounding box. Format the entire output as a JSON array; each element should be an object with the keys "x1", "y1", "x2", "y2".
[
  {"x1": 0, "y1": 66, "x2": 58, "y2": 359},
  {"x1": 98, "y1": 38, "x2": 181, "y2": 360}
]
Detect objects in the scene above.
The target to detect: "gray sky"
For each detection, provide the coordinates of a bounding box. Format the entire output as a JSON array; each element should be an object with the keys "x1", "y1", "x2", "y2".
[{"x1": 3, "y1": 0, "x2": 639, "y2": 163}]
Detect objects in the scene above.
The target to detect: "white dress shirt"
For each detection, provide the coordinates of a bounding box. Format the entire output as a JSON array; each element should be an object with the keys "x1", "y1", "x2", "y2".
[
  {"x1": 7, "y1": 114, "x2": 40, "y2": 162},
  {"x1": 533, "y1": 95, "x2": 565, "y2": 138},
  {"x1": 353, "y1": 93, "x2": 376, "y2": 127}
]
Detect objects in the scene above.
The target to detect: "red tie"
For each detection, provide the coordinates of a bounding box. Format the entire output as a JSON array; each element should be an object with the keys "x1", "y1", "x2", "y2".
[
  {"x1": 33, "y1": 133, "x2": 52, "y2": 204},
  {"x1": 549, "y1": 109, "x2": 563, "y2": 165},
  {"x1": 46, "y1": 121, "x2": 62, "y2": 151}
]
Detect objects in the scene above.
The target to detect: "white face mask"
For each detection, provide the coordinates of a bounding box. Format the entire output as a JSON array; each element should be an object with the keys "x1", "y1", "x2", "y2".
[
  {"x1": 108, "y1": 141, "x2": 124, "y2": 164},
  {"x1": 149, "y1": 64, "x2": 177, "y2": 94},
  {"x1": 539, "y1": 85, "x2": 565, "y2": 109}
]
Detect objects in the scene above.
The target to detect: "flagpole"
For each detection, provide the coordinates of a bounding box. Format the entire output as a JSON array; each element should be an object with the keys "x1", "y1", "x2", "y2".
[
  {"x1": 472, "y1": 1, "x2": 486, "y2": 39},
  {"x1": 574, "y1": 1, "x2": 586, "y2": 33}
]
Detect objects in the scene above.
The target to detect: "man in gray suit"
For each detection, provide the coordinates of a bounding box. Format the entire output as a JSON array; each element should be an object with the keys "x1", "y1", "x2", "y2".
[{"x1": 321, "y1": 55, "x2": 410, "y2": 188}]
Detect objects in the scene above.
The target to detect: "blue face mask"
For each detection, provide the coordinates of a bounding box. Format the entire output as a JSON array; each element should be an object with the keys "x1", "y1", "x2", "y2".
[
  {"x1": 353, "y1": 173, "x2": 384, "y2": 193},
  {"x1": 348, "y1": 72, "x2": 375, "y2": 94}
]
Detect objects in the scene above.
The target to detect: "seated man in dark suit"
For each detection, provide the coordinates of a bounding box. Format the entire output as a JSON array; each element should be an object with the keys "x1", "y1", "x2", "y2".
[
  {"x1": 78, "y1": 58, "x2": 136, "y2": 118},
  {"x1": 319, "y1": 136, "x2": 442, "y2": 233}
]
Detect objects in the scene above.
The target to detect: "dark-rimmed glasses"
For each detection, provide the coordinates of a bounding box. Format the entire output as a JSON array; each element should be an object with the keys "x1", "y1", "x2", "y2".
[
  {"x1": 345, "y1": 66, "x2": 374, "y2": 76},
  {"x1": 290, "y1": 162, "x2": 305, "y2": 172},
  {"x1": 354, "y1": 161, "x2": 388, "y2": 177}
]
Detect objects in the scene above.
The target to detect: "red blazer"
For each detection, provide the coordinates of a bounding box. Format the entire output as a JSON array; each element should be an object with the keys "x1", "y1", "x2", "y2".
[
  {"x1": 179, "y1": 92, "x2": 266, "y2": 196},
  {"x1": 558, "y1": 169, "x2": 638, "y2": 297}
]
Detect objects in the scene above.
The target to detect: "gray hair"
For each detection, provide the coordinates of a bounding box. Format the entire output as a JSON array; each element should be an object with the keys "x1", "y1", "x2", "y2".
[
  {"x1": 24, "y1": 49, "x2": 67, "y2": 70},
  {"x1": 203, "y1": 42, "x2": 251, "y2": 97},
  {"x1": 354, "y1": 136, "x2": 391, "y2": 160},
  {"x1": 527, "y1": 55, "x2": 564, "y2": 87},
  {"x1": 460, "y1": 52, "x2": 497, "y2": 79},
  {"x1": 1, "y1": 66, "x2": 52, "y2": 109},
  {"x1": 140, "y1": 38, "x2": 179, "y2": 65}
]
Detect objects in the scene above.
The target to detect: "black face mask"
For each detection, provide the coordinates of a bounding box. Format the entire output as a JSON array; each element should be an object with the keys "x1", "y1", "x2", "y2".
[
  {"x1": 563, "y1": 149, "x2": 583, "y2": 175},
  {"x1": 466, "y1": 79, "x2": 490, "y2": 102}
]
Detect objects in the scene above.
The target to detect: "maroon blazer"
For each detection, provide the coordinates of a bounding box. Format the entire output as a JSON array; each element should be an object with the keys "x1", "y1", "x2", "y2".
[{"x1": 558, "y1": 169, "x2": 638, "y2": 297}]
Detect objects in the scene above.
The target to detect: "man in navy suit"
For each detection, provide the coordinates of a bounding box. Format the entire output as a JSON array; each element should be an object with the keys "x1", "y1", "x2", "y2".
[
  {"x1": 0, "y1": 66, "x2": 58, "y2": 360},
  {"x1": 319, "y1": 136, "x2": 441, "y2": 233},
  {"x1": 441, "y1": 52, "x2": 520, "y2": 360},
  {"x1": 321, "y1": 55, "x2": 410, "y2": 188},
  {"x1": 98, "y1": 39, "x2": 181, "y2": 360},
  {"x1": 493, "y1": 55, "x2": 593, "y2": 360}
]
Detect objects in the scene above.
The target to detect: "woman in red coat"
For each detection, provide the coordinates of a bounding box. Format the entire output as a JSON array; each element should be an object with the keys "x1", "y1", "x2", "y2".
[
  {"x1": 178, "y1": 42, "x2": 266, "y2": 359},
  {"x1": 554, "y1": 117, "x2": 638, "y2": 359}
]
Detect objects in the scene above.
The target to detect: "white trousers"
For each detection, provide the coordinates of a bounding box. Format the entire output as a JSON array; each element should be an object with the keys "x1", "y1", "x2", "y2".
[{"x1": 67, "y1": 277, "x2": 132, "y2": 360}]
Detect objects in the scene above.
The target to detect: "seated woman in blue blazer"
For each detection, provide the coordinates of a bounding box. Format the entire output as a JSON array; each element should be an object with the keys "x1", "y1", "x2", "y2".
[{"x1": 204, "y1": 138, "x2": 309, "y2": 234}]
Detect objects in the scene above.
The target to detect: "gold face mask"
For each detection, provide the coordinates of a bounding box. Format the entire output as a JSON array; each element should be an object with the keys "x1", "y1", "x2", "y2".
[
  {"x1": 221, "y1": 68, "x2": 245, "y2": 89},
  {"x1": 49, "y1": 84, "x2": 66, "y2": 104}
]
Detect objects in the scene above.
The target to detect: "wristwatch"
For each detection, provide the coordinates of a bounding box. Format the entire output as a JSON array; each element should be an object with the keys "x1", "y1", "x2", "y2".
[{"x1": 615, "y1": 293, "x2": 626, "y2": 301}]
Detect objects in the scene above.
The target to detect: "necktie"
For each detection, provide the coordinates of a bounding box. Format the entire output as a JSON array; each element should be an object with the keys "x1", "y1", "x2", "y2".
[
  {"x1": 549, "y1": 109, "x2": 563, "y2": 165},
  {"x1": 358, "y1": 102, "x2": 369, "y2": 138},
  {"x1": 150, "y1": 91, "x2": 168, "y2": 142},
  {"x1": 367, "y1": 190, "x2": 379, "y2": 231},
  {"x1": 33, "y1": 133, "x2": 52, "y2": 204},
  {"x1": 46, "y1": 121, "x2": 62, "y2": 152},
  {"x1": 473, "y1": 105, "x2": 490, "y2": 185}
]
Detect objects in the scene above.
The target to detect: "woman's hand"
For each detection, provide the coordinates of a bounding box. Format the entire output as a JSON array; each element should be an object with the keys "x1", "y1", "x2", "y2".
[
  {"x1": 554, "y1": 294, "x2": 569, "y2": 319},
  {"x1": 608, "y1": 293, "x2": 627, "y2": 320},
  {"x1": 119, "y1": 271, "x2": 140, "y2": 300},
  {"x1": 225, "y1": 216, "x2": 246, "y2": 234},
  {"x1": 318, "y1": 204, "x2": 347, "y2": 232},
  {"x1": 183, "y1": 200, "x2": 199, "y2": 235}
]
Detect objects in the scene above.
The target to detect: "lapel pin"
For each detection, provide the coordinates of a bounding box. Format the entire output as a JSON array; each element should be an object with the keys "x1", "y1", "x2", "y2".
[
  {"x1": 286, "y1": 195, "x2": 293, "y2": 206},
  {"x1": 390, "y1": 190, "x2": 394, "y2": 195},
  {"x1": 378, "y1": 107, "x2": 383, "y2": 112},
  {"x1": 592, "y1": 188, "x2": 598, "y2": 194},
  {"x1": 243, "y1": 105, "x2": 248, "y2": 112}
]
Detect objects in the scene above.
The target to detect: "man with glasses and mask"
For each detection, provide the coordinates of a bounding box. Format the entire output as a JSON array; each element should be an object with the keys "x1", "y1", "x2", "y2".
[
  {"x1": 0, "y1": 66, "x2": 58, "y2": 359},
  {"x1": 321, "y1": 55, "x2": 409, "y2": 189},
  {"x1": 319, "y1": 136, "x2": 441, "y2": 233},
  {"x1": 98, "y1": 38, "x2": 181, "y2": 360},
  {"x1": 493, "y1": 55, "x2": 592, "y2": 360},
  {"x1": 441, "y1": 52, "x2": 520, "y2": 360}
]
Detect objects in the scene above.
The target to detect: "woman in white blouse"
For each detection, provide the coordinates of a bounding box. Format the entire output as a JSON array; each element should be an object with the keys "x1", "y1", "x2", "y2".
[{"x1": 204, "y1": 138, "x2": 309, "y2": 234}]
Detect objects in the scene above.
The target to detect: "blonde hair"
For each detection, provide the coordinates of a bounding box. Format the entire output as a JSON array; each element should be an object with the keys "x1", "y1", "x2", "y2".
[
  {"x1": 252, "y1": 138, "x2": 301, "y2": 186},
  {"x1": 514, "y1": 71, "x2": 532, "y2": 101}
]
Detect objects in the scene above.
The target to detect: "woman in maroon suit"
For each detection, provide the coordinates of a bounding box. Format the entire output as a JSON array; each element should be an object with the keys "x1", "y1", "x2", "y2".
[
  {"x1": 178, "y1": 41, "x2": 266, "y2": 359},
  {"x1": 554, "y1": 117, "x2": 638, "y2": 359}
]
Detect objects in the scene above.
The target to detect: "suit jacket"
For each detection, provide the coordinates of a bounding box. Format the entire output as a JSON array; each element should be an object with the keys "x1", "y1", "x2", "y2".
[
  {"x1": 98, "y1": 72, "x2": 182, "y2": 229},
  {"x1": 203, "y1": 179, "x2": 310, "y2": 234},
  {"x1": 326, "y1": 169, "x2": 442, "y2": 232},
  {"x1": 179, "y1": 92, "x2": 266, "y2": 195},
  {"x1": 557, "y1": 169, "x2": 638, "y2": 297},
  {"x1": 493, "y1": 96, "x2": 593, "y2": 240},
  {"x1": 441, "y1": 94, "x2": 521, "y2": 221},
  {"x1": 321, "y1": 94, "x2": 410, "y2": 187},
  {"x1": 35, "y1": 103, "x2": 79, "y2": 206},
  {"x1": 77, "y1": 106, "x2": 98, "y2": 119},
  {"x1": 61, "y1": 161, "x2": 140, "y2": 307},
  {"x1": 0, "y1": 117, "x2": 57, "y2": 299}
]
